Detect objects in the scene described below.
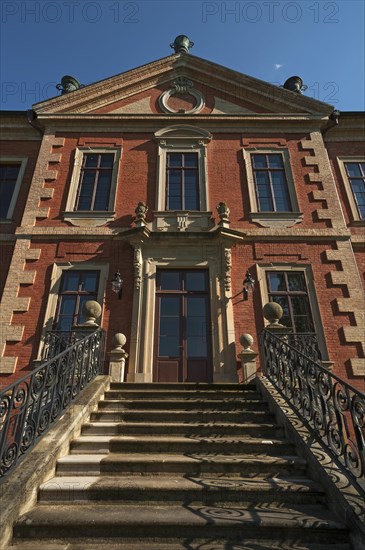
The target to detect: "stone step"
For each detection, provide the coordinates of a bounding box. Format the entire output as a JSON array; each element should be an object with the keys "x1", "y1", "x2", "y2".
[
  {"x1": 104, "y1": 389, "x2": 262, "y2": 400},
  {"x1": 38, "y1": 475, "x2": 325, "y2": 505},
  {"x1": 6, "y1": 540, "x2": 353, "y2": 550},
  {"x1": 13, "y1": 503, "x2": 348, "y2": 543},
  {"x1": 56, "y1": 453, "x2": 307, "y2": 477},
  {"x1": 90, "y1": 409, "x2": 275, "y2": 423},
  {"x1": 98, "y1": 398, "x2": 267, "y2": 411},
  {"x1": 69, "y1": 435, "x2": 295, "y2": 455},
  {"x1": 82, "y1": 420, "x2": 285, "y2": 437},
  {"x1": 110, "y1": 382, "x2": 256, "y2": 391}
]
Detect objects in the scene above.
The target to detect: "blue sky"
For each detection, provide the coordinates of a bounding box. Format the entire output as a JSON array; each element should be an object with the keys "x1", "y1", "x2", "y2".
[{"x1": 1, "y1": 0, "x2": 364, "y2": 111}]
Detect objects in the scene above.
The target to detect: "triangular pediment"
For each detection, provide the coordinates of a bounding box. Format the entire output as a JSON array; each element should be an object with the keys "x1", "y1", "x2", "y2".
[{"x1": 32, "y1": 54, "x2": 334, "y2": 117}]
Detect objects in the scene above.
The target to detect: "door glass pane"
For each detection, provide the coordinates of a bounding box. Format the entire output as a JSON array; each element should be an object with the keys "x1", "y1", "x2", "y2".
[
  {"x1": 187, "y1": 296, "x2": 208, "y2": 357},
  {"x1": 59, "y1": 296, "x2": 77, "y2": 315},
  {"x1": 159, "y1": 296, "x2": 180, "y2": 356},
  {"x1": 185, "y1": 272, "x2": 206, "y2": 291},
  {"x1": 159, "y1": 272, "x2": 180, "y2": 291}
]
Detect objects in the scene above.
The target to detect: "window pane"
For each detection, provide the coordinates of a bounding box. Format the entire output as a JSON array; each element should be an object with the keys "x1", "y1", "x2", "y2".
[
  {"x1": 168, "y1": 153, "x2": 182, "y2": 167},
  {"x1": 346, "y1": 163, "x2": 361, "y2": 177},
  {"x1": 294, "y1": 316, "x2": 313, "y2": 333},
  {"x1": 268, "y1": 273, "x2": 286, "y2": 291},
  {"x1": 185, "y1": 272, "x2": 206, "y2": 291},
  {"x1": 288, "y1": 273, "x2": 306, "y2": 292},
  {"x1": 59, "y1": 296, "x2": 77, "y2": 315},
  {"x1": 160, "y1": 317, "x2": 180, "y2": 337},
  {"x1": 100, "y1": 154, "x2": 114, "y2": 167},
  {"x1": 160, "y1": 296, "x2": 180, "y2": 315},
  {"x1": 272, "y1": 172, "x2": 291, "y2": 211},
  {"x1": 94, "y1": 173, "x2": 112, "y2": 210},
  {"x1": 81, "y1": 272, "x2": 99, "y2": 292},
  {"x1": 184, "y1": 153, "x2": 198, "y2": 167},
  {"x1": 268, "y1": 155, "x2": 283, "y2": 169},
  {"x1": 84, "y1": 154, "x2": 98, "y2": 168},
  {"x1": 78, "y1": 295, "x2": 91, "y2": 323},
  {"x1": 61, "y1": 271, "x2": 80, "y2": 291},
  {"x1": 158, "y1": 270, "x2": 180, "y2": 292},
  {"x1": 0, "y1": 164, "x2": 20, "y2": 218},
  {"x1": 252, "y1": 154, "x2": 267, "y2": 168}
]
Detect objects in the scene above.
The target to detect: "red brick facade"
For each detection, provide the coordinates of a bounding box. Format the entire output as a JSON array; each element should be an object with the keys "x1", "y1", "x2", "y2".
[{"x1": 1, "y1": 53, "x2": 364, "y2": 390}]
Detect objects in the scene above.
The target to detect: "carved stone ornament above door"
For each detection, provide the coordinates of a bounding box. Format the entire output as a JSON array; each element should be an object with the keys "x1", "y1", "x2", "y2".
[{"x1": 159, "y1": 77, "x2": 205, "y2": 114}]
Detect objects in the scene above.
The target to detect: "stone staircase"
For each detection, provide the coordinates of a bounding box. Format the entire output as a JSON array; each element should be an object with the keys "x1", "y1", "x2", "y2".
[{"x1": 8, "y1": 383, "x2": 352, "y2": 549}]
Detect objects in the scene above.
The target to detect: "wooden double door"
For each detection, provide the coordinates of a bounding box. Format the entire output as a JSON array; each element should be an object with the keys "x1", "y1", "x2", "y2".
[{"x1": 153, "y1": 269, "x2": 212, "y2": 383}]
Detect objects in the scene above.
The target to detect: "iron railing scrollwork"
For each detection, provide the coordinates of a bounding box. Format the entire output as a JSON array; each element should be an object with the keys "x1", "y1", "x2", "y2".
[
  {"x1": 41, "y1": 330, "x2": 79, "y2": 361},
  {"x1": 260, "y1": 328, "x2": 365, "y2": 494},
  {"x1": 0, "y1": 328, "x2": 105, "y2": 479},
  {"x1": 286, "y1": 333, "x2": 322, "y2": 364}
]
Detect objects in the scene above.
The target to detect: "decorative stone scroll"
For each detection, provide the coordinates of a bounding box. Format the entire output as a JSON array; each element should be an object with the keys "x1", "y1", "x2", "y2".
[
  {"x1": 133, "y1": 247, "x2": 142, "y2": 290},
  {"x1": 224, "y1": 248, "x2": 232, "y2": 291},
  {"x1": 159, "y1": 77, "x2": 205, "y2": 115}
]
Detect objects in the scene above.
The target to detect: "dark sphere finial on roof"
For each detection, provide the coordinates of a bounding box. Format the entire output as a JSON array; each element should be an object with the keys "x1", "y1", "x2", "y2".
[
  {"x1": 282, "y1": 76, "x2": 308, "y2": 94},
  {"x1": 56, "y1": 75, "x2": 84, "y2": 95},
  {"x1": 170, "y1": 35, "x2": 194, "y2": 54}
]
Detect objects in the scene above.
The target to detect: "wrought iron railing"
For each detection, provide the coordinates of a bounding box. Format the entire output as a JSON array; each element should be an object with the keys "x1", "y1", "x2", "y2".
[
  {"x1": 41, "y1": 330, "x2": 78, "y2": 361},
  {"x1": 260, "y1": 328, "x2": 365, "y2": 494},
  {"x1": 287, "y1": 333, "x2": 322, "y2": 364},
  {"x1": 0, "y1": 328, "x2": 105, "y2": 479}
]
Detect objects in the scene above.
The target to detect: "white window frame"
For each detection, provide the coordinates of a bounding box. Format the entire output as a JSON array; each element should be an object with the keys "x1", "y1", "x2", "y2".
[
  {"x1": 0, "y1": 157, "x2": 27, "y2": 221},
  {"x1": 37, "y1": 262, "x2": 108, "y2": 359},
  {"x1": 243, "y1": 147, "x2": 303, "y2": 228},
  {"x1": 63, "y1": 147, "x2": 122, "y2": 226},
  {"x1": 256, "y1": 263, "x2": 329, "y2": 361},
  {"x1": 337, "y1": 157, "x2": 365, "y2": 225},
  {"x1": 154, "y1": 125, "x2": 212, "y2": 212}
]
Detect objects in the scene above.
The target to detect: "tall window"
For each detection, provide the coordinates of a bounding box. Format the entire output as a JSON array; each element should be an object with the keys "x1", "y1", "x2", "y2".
[
  {"x1": 266, "y1": 271, "x2": 314, "y2": 333},
  {"x1": 54, "y1": 270, "x2": 100, "y2": 331},
  {"x1": 75, "y1": 153, "x2": 114, "y2": 211},
  {"x1": 344, "y1": 161, "x2": 365, "y2": 219},
  {"x1": 252, "y1": 154, "x2": 292, "y2": 212},
  {"x1": 0, "y1": 163, "x2": 21, "y2": 218},
  {"x1": 166, "y1": 152, "x2": 199, "y2": 210}
]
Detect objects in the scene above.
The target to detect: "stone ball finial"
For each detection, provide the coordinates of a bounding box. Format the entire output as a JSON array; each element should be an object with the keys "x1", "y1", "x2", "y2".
[
  {"x1": 113, "y1": 333, "x2": 126, "y2": 350},
  {"x1": 240, "y1": 333, "x2": 254, "y2": 350},
  {"x1": 263, "y1": 302, "x2": 283, "y2": 325},
  {"x1": 82, "y1": 300, "x2": 102, "y2": 325}
]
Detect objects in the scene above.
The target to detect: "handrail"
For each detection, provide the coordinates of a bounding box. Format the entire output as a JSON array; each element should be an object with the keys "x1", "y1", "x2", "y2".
[
  {"x1": 260, "y1": 328, "x2": 365, "y2": 495},
  {"x1": 0, "y1": 327, "x2": 105, "y2": 479}
]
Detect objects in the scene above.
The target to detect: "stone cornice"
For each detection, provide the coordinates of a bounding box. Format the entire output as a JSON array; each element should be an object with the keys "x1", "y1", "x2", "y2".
[
  {"x1": 32, "y1": 53, "x2": 333, "y2": 117},
  {"x1": 13, "y1": 226, "x2": 351, "y2": 241}
]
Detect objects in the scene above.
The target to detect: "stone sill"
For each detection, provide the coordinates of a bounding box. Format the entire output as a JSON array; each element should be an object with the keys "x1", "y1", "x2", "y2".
[
  {"x1": 250, "y1": 211, "x2": 303, "y2": 228},
  {"x1": 63, "y1": 211, "x2": 116, "y2": 227}
]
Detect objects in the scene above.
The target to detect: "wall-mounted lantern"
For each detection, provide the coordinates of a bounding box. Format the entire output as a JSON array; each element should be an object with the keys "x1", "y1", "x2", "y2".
[
  {"x1": 111, "y1": 272, "x2": 123, "y2": 299},
  {"x1": 243, "y1": 270, "x2": 255, "y2": 301}
]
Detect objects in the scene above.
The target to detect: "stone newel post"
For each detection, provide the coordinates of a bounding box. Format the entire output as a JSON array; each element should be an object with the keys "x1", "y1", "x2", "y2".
[
  {"x1": 263, "y1": 302, "x2": 292, "y2": 337},
  {"x1": 237, "y1": 333, "x2": 258, "y2": 384},
  {"x1": 72, "y1": 300, "x2": 102, "y2": 332},
  {"x1": 108, "y1": 333, "x2": 128, "y2": 382}
]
